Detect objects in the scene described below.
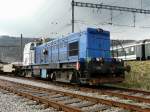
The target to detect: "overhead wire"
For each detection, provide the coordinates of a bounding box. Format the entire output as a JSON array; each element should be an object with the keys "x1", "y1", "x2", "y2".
[
  {"x1": 49, "y1": 0, "x2": 150, "y2": 39},
  {"x1": 49, "y1": 1, "x2": 72, "y2": 37},
  {"x1": 92, "y1": 0, "x2": 150, "y2": 29}
]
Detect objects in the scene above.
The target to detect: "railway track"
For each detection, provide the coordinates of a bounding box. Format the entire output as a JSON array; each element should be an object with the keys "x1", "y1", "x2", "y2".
[
  {"x1": 0, "y1": 77, "x2": 149, "y2": 112},
  {"x1": 77, "y1": 85, "x2": 150, "y2": 103}
]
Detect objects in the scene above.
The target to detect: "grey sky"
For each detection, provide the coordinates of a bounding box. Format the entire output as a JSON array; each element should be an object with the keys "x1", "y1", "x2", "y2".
[{"x1": 0, "y1": 0, "x2": 150, "y2": 40}]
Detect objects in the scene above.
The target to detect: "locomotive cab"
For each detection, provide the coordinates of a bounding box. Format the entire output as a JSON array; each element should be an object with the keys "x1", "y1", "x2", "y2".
[{"x1": 23, "y1": 42, "x2": 37, "y2": 66}]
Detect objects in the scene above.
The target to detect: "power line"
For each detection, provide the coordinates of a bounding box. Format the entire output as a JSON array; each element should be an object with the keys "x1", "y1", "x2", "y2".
[
  {"x1": 71, "y1": 0, "x2": 150, "y2": 32},
  {"x1": 72, "y1": 1, "x2": 150, "y2": 14},
  {"x1": 0, "y1": 46, "x2": 19, "y2": 47},
  {"x1": 74, "y1": 18, "x2": 150, "y2": 30}
]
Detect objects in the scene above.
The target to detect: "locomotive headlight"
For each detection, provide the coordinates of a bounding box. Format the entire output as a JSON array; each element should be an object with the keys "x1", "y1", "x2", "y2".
[{"x1": 96, "y1": 58, "x2": 100, "y2": 61}]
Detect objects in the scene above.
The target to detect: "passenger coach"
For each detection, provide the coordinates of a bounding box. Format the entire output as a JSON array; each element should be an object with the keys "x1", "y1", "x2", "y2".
[{"x1": 111, "y1": 39, "x2": 150, "y2": 60}]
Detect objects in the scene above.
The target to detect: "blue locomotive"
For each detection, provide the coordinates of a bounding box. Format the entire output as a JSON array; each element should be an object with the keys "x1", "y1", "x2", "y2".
[{"x1": 23, "y1": 28, "x2": 130, "y2": 85}]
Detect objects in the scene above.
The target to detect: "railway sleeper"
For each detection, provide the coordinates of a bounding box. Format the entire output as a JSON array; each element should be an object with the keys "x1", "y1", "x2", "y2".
[{"x1": 0, "y1": 79, "x2": 150, "y2": 112}]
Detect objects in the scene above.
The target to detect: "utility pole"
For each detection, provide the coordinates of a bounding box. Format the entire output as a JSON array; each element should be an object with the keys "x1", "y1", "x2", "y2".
[
  {"x1": 141, "y1": 0, "x2": 143, "y2": 9},
  {"x1": 20, "y1": 34, "x2": 23, "y2": 62},
  {"x1": 72, "y1": 0, "x2": 75, "y2": 33}
]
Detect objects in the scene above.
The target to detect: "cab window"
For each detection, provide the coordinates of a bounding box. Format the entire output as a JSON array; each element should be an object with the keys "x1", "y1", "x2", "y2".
[{"x1": 30, "y1": 43, "x2": 35, "y2": 50}]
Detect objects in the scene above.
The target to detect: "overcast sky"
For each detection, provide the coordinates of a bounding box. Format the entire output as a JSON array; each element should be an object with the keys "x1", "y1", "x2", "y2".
[{"x1": 0, "y1": 0, "x2": 150, "y2": 40}]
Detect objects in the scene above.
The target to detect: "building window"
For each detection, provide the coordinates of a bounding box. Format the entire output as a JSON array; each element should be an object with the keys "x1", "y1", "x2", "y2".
[{"x1": 69, "y1": 41, "x2": 79, "y2": 56}]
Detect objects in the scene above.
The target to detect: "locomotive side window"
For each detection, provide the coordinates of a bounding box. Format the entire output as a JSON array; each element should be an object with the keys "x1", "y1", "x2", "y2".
[
  {"x1": 30, "y1": 43, "x2": 35, "y2": 50},
  {"x1": 69, "y1": 41, "x2": 79, "y2": 56}
]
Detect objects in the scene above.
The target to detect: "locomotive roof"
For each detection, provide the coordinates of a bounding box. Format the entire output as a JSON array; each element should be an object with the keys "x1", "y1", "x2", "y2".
[{"x1": 37, "y1": 27, "x2": 110, "y2": 47}]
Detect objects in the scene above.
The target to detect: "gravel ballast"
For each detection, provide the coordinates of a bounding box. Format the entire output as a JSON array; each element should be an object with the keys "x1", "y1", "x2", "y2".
[
  {"x1": 0, "y1": 75, "x2": 147, "y2": 112},
  {"x1": 0, "y1": 89, "x2": 60, "y2": 112}
]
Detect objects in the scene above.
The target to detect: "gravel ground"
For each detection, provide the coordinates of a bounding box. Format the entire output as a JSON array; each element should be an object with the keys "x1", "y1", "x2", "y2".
[
  {"x1": 0, "y1": 76, "x2": 149, "y2": 111},
  {"x1": 0, "y1": 89, "x2": 61, "y2": 112},
  {"x1": 0, "y1": 89, "x2": 128, "y2": 112}
]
